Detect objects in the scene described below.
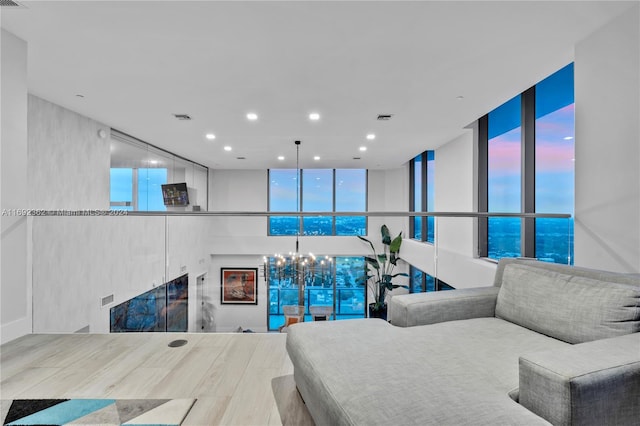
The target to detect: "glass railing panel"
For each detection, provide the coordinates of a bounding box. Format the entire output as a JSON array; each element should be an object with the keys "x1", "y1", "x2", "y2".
[
  {"x1": 535, "y1": 217, "x2": 573, "y2": 265},
  {"x1": 488, "y1": 217, "x2": 522, "y2": 259}
]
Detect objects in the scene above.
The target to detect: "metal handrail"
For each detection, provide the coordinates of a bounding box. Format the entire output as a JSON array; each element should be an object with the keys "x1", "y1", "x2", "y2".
[{"x1": 122, "y1": 211, "x2": 571, "y2": 218}]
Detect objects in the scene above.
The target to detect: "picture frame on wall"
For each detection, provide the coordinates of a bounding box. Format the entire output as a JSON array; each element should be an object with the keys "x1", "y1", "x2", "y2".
[{"x1": 221, "y1": 268, "x2": 258, "y2": 305}]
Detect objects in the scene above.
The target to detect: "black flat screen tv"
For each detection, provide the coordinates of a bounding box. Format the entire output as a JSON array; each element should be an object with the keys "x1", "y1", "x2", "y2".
[{"x1": 161, "y1": 182, "x2": 189, "y2": 206}]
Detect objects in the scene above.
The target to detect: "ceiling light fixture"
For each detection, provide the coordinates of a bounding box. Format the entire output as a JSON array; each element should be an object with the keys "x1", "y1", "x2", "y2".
[
  {"x1": 205, "y1": 133, "x2": 216, "y2": 140},
  {"x1": 278, "y1": 156, "x2": 285, "y2": 161},
  {"x1": 366, "y1": 134, "x2": 376, "y2": 140},
  {"x1": 359, "y1": 146, "x2": 367, "y2": 152},
  {"x1": 224, "y1": 146, "x2": 232, "y2": 151},
  {"x1": 313, "y1": 156, "x2": 320, "y2": 161},
  {"x1": 309, "y1": 113, "x2": 320, "y2": 121},
  {"x1": 247, "y1": 112, "x2": 258, "y2": 121}
]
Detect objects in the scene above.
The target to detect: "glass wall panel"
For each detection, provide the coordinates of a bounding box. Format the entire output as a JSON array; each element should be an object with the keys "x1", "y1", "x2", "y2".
[
  {"x1": 488, "y1": 95, "x2": 522, "y2": 259},
  {"x1": 138, "y1": 168, "x2": 167, "y2": 211},
  {"x1": 110, "y1": 168, "x2": 133, "y2": 210},
  {"x1": 269, "y1": 169, "x2": 300, "y2": 235},
  {"x1": 110, "y1": 131, "x2": 207, "y2": 211},
  {"x1": 535, "y1": 64, "x2": 574, "y2": 264}
]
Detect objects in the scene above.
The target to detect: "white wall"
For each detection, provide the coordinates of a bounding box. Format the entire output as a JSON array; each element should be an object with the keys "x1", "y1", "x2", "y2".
[
  {"x1": 1, "y1": 30, "x2": 30, "y2": 343},
  {"x1": 208, "y1": 254, "x2": 268, "y2": 332},
  {"x1": 28, "y1": 95, "x2": 110, "y2": 209},
  {"x1": 574, "y1": 5, "x2": 640, "y2": 273},
  {"x1": 25, "y1": 97, "x2": 216, "y2": 334},
  {"x1": 31, "y1": 215, "x2": 214, "y2": 333}
]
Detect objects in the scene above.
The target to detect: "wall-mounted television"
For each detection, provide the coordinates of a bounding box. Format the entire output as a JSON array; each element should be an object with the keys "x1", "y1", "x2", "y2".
[{"x1": 161, "y1": 182, "x2": 189, "y2": 206}]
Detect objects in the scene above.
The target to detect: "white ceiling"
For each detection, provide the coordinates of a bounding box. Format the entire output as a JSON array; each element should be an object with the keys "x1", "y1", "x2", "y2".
[{"x1": 1, "y1": 1, "x2": 635, "y2": 170}]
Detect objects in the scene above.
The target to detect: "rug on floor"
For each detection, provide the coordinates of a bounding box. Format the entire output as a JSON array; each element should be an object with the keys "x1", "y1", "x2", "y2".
[{"x1": 1, "y1": 398, "x2": 196, "y2": 426}]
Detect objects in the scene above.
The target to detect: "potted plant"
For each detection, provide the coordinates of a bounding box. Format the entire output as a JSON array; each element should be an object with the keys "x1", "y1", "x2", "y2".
[{"x1": 358, "y1": 225, "x2": 409, "y2": 320}]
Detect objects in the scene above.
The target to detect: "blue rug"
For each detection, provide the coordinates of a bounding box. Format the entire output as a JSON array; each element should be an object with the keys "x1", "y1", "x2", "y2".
[{"x1": 1, "y1": 398, "x2": 196, "y2": 426}]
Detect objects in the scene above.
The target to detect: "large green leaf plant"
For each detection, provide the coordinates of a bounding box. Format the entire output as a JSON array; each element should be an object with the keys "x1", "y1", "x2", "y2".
[{"x1": 358, "y1": 225, "x2": 409, "y2": 313}]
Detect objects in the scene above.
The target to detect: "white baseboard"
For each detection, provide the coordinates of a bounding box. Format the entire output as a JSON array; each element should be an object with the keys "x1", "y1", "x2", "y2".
[{"x1": 1, "y1": 316, "x2": 31, "y2": 344}]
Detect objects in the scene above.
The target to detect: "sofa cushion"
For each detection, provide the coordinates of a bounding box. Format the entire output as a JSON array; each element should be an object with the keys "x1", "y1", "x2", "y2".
[{"x1": 495, "y1": 263, "x2": 640, "y2": 344}]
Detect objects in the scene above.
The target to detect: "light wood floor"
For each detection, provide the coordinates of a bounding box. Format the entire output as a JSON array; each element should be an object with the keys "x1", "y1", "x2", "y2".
[{"x1": 0, "y1": 332, "x2": 314, "y2": 426}]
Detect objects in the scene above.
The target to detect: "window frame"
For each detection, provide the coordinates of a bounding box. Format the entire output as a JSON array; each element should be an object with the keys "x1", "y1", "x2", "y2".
[
  {"x1": 409, "y1": 151, "x2": 434, "y2": 243},
  {"x1": 478, "y1": 64, "x2": 574, "y2": 261},
  {"x1": 267, "y1": 168, "x2": 368, "y2": 236}
]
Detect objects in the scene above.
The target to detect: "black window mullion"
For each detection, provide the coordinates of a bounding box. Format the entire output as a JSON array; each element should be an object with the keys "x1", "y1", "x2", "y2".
[
  {"x1": 421, "y1": 152, "x2": 428, "y2": 242},
  {"x1": 478, "y1": 115, "x2": 489, "y2": 257},
  {"x1": 522, "y1": 87, "x2": 536, "y2": 258},
  {"x1": 409, "y1": 159, "x2": 416, "y2": 237},
  {"x1": 299, "y1": 169, "x2": 303, "y2": 236},
  {"x1": 332, "y1": 169, "x2": 337, "y2": 235}
]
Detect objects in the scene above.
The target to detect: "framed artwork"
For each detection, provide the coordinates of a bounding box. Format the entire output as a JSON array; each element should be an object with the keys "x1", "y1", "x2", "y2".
[{"x1": 221, "y1": 268, "x2": 258, "y2": 305}]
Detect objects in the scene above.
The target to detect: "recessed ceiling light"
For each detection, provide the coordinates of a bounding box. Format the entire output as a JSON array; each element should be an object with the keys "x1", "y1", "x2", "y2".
[
  {"x1": 224, "y1": 146, "x2": 232, "y2": 151},
  {"x1": 313, "y1": 156, "x2": 320, "y2": 161},
  {"x1": 366, "y1": 134, "x2": 376, "y2": 140},
  {"x1": 359, "y1": 146, "x2": 367, "y2": 152},
  {"x1": 277, "y1": 156, "x2": 285, "y2": 161},
  {"x1": 149, "y1": 160, "x2": 158, "y2": 165},
  {"x1": 247, "y1": 112, "x2": 258, "y2": 121},
  {"x1": 205, "y1": 133, "x2": 216, "y2": 140},
  {"x1": 309, "y1": 113, "x2": 320, "y2": 121}
]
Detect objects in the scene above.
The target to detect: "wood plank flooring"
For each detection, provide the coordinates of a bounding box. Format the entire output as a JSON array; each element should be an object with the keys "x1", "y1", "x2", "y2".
[{"x1": 0, "y1": 333, "x2": 314, "y2": 426}]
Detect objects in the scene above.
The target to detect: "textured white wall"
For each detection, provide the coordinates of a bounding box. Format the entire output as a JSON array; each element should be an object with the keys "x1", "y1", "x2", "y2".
[
  {"x1": 574, "y1": 5, "x2": 640, "y2": 273},
  {"x1": 28, "y1": 95, "x2": 110, "y2": 209},
  {"x1": 32, "y1": 216, "x2": 165, "y2": 333},
  {"x1": 1, "y1": 30, "x2": 30, "y2": 343}
]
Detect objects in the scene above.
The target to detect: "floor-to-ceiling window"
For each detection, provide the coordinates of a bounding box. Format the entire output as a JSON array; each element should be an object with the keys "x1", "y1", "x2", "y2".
[
  {"x1": 409, "y1": 265, "x2": 452, "y2": 293},
  {"x1": 479, "y1": 64, "x2": 574, "y2": 264},
  {"x1": 267, "y1": 256, "x2": 366, "y2": 330},
  {"x1": 534, "y1": 64, "x2": 575, "y2": 264},
  {"x1": 409, "y1": 151, "x2": 435, "y2": 243},
  {"x1": 269, "y1": 169, "x2": 367, "y2": 236},
  {"x1": 487, "y1": 95, "x2": 522, "y2": 259}
]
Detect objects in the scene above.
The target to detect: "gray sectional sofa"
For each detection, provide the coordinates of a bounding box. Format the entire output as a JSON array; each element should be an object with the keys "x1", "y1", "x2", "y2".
[{"x1": 286, "y1": 258, "x2": 640, "y2": 425}]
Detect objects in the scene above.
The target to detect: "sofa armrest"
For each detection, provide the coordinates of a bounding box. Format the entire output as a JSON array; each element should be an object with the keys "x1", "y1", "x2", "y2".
[
  {"x1": 388, "y1": 286, "x2": 499, "y2": 327},
  {"x1": 519, "y1": 333, "x2": 640, "y2": 426}
]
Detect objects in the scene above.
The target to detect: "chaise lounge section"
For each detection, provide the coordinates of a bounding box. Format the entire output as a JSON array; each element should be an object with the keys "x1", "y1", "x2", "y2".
[{"x1": 286, "y1": 258, "x2": 640, "y2": 425}]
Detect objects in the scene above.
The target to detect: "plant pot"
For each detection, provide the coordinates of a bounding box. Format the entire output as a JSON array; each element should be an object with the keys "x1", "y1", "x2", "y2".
[{"x1": 368, "y1": 303, "x2": 387, "y2": 320}]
